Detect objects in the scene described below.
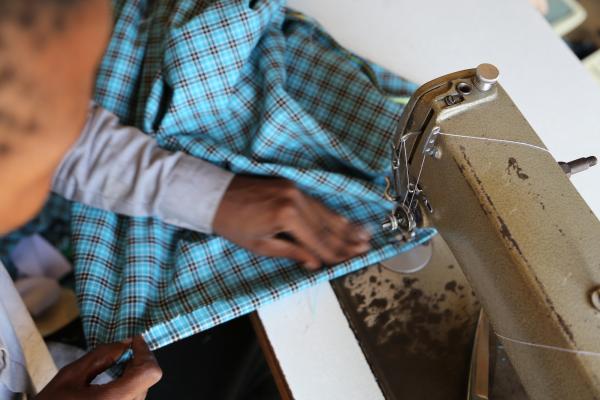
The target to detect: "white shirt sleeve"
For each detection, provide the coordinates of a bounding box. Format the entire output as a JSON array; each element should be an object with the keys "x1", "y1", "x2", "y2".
[{"x1": 52, "y1": 103, "x2": 234, "y2": 234}]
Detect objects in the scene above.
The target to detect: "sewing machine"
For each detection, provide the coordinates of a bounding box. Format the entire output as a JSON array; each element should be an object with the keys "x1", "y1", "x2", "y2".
[
  {"x1": 382, "y1": 63, "x2": 600, "y2": 399},
  {"x1": 255, "y1": 1, "x2": 600, "y2": 399}
]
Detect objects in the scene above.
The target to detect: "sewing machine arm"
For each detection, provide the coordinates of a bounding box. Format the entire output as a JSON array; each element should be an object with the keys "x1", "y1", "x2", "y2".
[{"x1": 386, "y1": 65, "x2": 600, "y2": 400}]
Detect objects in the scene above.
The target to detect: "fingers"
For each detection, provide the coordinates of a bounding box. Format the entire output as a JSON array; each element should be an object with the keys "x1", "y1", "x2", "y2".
[
  {"x1": 99, "y1": 336, "x2": 162, "y2": 399},
  {"x1": 213, "y1": 175, "x2": 372, "y2": 270},
  {"x1": 62, "y1": 339, "x2": 133, "y2": 384},
  {"x1": 305, "y1": 197, "x2": 371, "y2": 245},
  {"x1": 128, "y1": 335, "x2": 160, "y2": 375},
  {"x1": 281, "y1": 204, "x2": 370, "y2": 268},
  {"x1": 38, "y1": 337, "x2": 159, "y2": 400},
  {"x1": 275, "y1": 191, "x2": 370, "y2": 266},
  {"x1": 253, "y1": 238, "x2": 322, "y2": 270},
  {"x1": 291, "y1": 201, "x2": 356, "y2": 263}
]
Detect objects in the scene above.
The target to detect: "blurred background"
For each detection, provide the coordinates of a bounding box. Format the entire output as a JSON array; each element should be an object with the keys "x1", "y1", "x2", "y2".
[{"x1": 542, "y1": 0, "x2": 600, "y2": 83}]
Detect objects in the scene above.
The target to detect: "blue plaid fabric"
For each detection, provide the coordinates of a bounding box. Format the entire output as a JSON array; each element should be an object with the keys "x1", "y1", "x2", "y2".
[{"x1": 11, "y1": 0, "x2": 437, "y2": 350}]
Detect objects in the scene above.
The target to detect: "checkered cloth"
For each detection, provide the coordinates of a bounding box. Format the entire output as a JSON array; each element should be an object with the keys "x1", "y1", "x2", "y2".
[{"x1": 4, "y1": 0, "x2": 437, "y2": 350}]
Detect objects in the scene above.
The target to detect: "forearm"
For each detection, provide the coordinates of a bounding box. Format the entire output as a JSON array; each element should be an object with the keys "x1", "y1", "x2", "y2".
[{"x1": 52, "y1": 104, "x2": 234, "y2": 233}]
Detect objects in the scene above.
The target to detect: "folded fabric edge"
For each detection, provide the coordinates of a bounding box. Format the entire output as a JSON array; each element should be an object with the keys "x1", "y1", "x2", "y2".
[{"x1": 140, "y1": 227, "x2": 438, "y2": 350}]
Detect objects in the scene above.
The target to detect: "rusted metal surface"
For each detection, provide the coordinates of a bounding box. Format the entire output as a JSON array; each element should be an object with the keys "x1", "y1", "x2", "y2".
[
  {"x1": 333, "y1": 235, "x2": 530, "y2": 399},
  {"x1": 332, "y1": 236, "x2": 479, "y2": 399},
  {"x1": 489, "y1": 336, "x2": 528, "y2": 400}
]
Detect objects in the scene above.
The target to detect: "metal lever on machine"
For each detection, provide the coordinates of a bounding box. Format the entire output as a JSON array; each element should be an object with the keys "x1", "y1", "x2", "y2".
[{"x1": 559, "y1": 156, "x2": 597, "y2": 177}]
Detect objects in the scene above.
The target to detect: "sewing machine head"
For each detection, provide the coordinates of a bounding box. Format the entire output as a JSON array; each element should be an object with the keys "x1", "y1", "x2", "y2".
[
  {"x1": 382, "y1": 64, "x2": 600, "y2": 399},
  {"x1": 383, "y1": 64, "x2": 504, "y2": 240}
]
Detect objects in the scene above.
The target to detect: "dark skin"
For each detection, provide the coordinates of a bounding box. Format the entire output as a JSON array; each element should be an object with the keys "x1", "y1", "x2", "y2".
[
  {"x1": 37, "y1": 336, "x2": 162, "y2": 400},
  {"x1": 214, "y1": 176, "x2": 371, "y2": 270},
  {"x1": 1, "y1": 1, "x2": 371, "y2": 398}
]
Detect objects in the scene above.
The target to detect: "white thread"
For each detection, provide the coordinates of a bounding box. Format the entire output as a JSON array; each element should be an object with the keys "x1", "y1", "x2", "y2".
[
  {"x1": 403, "y1": 141, "x2": 410, "y2": 194},
  {"x1": 439, "y1": 132, "x2": 551, "y2": 154},
  {"x1": 496, "y1": 333, "x2": 600, "y2": 357},
  {"x1": 409, "y1": 154, "x2": 426, "y2": 209},
  {"x1": 401, "y1": 141, "x2": 411, "y2": 204},
  {"x1": 417, "y1": 133, "x2": 596, "y2": 357}
]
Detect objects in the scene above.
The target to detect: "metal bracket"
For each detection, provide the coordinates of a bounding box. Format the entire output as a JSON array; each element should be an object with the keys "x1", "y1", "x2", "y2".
[
  {"x1": 381, "y1": 203, "x2": 417, "y2": 241},
  {"x1": 422, "y1": 126, "x2": 441, "y2": 157}
]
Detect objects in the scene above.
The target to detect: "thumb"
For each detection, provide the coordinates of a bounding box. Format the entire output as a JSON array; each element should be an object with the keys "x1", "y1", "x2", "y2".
[{"x1": 67, "y1": 340, "x2": 132, "y2": 384}]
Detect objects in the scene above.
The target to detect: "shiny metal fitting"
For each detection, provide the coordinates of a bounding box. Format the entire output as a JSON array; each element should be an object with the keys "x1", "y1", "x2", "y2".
[
  {"x1": 473, "y1": 63, "x2": 500, "y2": 92},
  {"x1": 559, "y1": 156, "x2": 598, "y2": 177}
]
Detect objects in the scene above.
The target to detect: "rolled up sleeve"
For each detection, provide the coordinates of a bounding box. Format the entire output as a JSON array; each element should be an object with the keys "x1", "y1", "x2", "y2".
[{"x1": 52, "y1": 103, "x2": 234, "y2": 233}]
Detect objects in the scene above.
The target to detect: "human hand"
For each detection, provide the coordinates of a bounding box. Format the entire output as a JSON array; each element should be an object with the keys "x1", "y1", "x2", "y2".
[
  {"x1": 36, "y1": 336, "x2": 162, "y2": 400},
  {"x1": 213, "y1": 176, "x2": 372, "y2": 270}
]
